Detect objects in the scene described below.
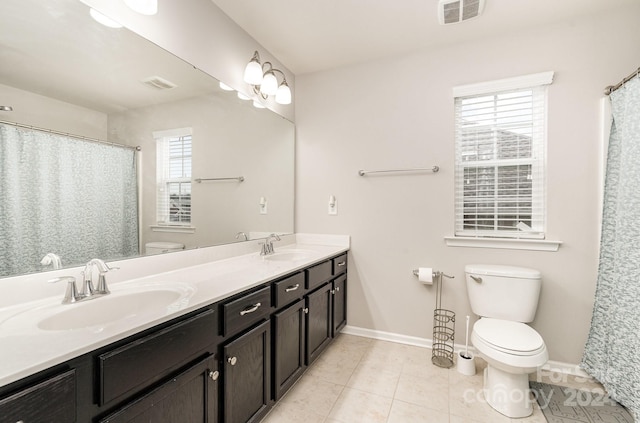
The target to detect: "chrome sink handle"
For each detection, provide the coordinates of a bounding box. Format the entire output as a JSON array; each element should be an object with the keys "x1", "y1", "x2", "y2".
[
  {"x1": 82, "y1": 259, "x2": 119, "y2": 296},
  {"x1": 49, "y1": 276, "x2": 80, "y2": 304}
]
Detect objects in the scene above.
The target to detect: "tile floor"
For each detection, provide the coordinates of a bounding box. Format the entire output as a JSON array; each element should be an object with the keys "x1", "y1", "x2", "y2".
[{"x1": 261, "y1": 334, "x2": 606, "y2": 423}]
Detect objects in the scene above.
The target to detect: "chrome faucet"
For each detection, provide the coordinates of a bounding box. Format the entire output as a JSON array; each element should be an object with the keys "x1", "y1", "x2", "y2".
[
  {"x1": 260, "y1": 233, "x2": 281, "y2": 256},
  {"x1": 235, "y1": 232, "x2": 248, "y2": 241},
  {"x1": 49, "y1": 259, "x2": 118, "y2": 304}
]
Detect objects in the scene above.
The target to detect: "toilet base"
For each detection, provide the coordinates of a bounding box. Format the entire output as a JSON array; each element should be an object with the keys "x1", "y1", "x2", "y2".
[{"x1": 483, "y1": 365, "x2": 533, "y2": 418}]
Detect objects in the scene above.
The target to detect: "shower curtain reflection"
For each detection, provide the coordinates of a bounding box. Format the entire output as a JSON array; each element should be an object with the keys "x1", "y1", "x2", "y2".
[{"x1": 0, "y1": 123, "x2": 139, "y2": 276}]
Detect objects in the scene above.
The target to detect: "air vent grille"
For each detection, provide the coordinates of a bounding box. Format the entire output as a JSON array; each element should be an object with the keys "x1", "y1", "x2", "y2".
[
  {"x1": 438, "y1": 0, "x2": 485, "y2": 25},
  {"x1": 141, "y1": 76, "x2": 177, "y2": 90}
]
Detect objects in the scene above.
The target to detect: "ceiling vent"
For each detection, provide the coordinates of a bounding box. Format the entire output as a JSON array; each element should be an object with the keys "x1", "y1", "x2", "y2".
[
  {"x1": 141, "y1": 76, "x2": 177, "y2": 90},
  {"x1": 438, "y1": 0, "x2": 485, "y2": 25}
]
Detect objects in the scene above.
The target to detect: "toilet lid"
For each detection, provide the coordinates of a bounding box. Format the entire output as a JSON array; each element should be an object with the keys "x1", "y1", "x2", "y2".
[{"x1": 474, "y1": 318, "x2": 544, "y2": 354}]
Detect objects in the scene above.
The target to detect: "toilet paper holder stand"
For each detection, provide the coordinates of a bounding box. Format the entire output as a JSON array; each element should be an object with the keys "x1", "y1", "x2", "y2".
[{"x1": 412, "y1": 269, "x2": 455, "y2": 279}]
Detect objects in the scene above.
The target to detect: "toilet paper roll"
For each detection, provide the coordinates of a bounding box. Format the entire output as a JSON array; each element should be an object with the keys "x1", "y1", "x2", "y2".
[{"x1": 418, "y1": 267, "x2": 433, "y2": 285}]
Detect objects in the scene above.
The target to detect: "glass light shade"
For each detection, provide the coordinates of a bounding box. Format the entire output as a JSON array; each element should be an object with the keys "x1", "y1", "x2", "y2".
[
  {"x1": 275, "y1": 82, "x2": 292, "y2": 105},
  {"x1": 252, "y1": 100, "x2": 266, "y2": 109},
  {"x1": 89, "y1": 9, "x2": 123, "y2": 28},
  {"x1": 124, "y1": 0, "x2": 158, "y2": 15},
  {"x1": 260, "y1": 72, "x2": 278, "y2": 96},
  {"x1": 219, "y1": 82, "x2": 234, "y2": 91},
  {"x1": 244, "y1": 60, "x2": 263, "y2": 85},
  {"x1": 237, "y1": 92, "x2": 251, "y2": 100}
]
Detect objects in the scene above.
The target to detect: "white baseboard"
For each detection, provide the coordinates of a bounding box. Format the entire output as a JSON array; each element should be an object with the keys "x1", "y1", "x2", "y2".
[{"x1": 342, "y1": 325, "x2": 590, "y2": 379}]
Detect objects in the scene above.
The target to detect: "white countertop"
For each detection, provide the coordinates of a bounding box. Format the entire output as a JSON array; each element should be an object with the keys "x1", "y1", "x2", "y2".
[{"x1": 0, "y1": 235, "x2": 349, "y2": 387}]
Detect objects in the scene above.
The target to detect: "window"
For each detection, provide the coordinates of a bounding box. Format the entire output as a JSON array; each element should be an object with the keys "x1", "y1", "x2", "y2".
[
  {"x1": 155, "y1": 128, "x2": 192, "y2": 226},
  {"x1": 453, "y1": 72, "x2": 553, "y2": 239}
]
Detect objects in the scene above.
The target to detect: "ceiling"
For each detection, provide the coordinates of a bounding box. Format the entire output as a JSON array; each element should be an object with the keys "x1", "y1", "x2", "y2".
[{"x1": 211, "y1": 0, "x2": 639, "y2": 75}]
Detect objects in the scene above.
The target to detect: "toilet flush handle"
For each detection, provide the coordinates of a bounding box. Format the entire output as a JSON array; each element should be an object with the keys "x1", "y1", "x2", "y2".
[{"x1": 470, "y1": 275, "x2": 483, "y2": 283}]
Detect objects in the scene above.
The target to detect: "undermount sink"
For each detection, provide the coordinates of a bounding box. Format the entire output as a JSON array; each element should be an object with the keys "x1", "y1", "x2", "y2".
[
  {"x1": 264, "y1": 249, "x2": 314, "y2": 262},
  {"x1": 37, "y1": 288, "x2": 189, "y2": 331}
]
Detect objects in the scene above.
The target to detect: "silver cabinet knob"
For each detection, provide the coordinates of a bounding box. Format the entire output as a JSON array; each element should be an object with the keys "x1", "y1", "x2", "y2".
[
  {"x1": 336, "y1": 286, "x2": 340, "y2": 292},
  {"x1": 228, "y1": 356, "x2": 238, "y2": 366},
  {"x1": 208, "y1": 370, "x2": 219, "y2": 381},
  {"x1": 303, "y1": 307, "x2": 309, "y2": 314}
]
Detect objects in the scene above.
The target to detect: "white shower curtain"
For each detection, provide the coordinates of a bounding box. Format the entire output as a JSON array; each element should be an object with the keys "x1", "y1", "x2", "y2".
[
  {"x1": 582, "y1": 76, "x2": 640, "y2": 417},
  {"x1": 0, "y1": 123, "x2": 139, "y2": 276}
]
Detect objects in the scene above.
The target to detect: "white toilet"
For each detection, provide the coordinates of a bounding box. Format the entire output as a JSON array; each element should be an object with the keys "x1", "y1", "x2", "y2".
[
  {"x1": 144, "y1": 242, "x2": 185, "y2": 255},
  {"x1": 465, "y1": 264, "x2": 548, "y2": 418}
]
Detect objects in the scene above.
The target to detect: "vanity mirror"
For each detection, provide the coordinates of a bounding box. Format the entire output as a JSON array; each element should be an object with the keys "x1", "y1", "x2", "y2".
[{"x1": 0, "y1": 0, "x2": 294, "y2": 278}]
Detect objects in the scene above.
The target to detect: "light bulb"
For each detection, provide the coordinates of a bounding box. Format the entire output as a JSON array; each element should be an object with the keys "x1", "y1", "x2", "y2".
[
  {"x1": 260, "y1": 72, "x2": 278, "y2": 96},
  {"x1": 89, "y1": 8, "x2": 123, "y2": 28},
  {"x1": 275, "y1": 81, "x2": 292, "y2": 105},
  {"x1": 244, "y1": 60, "x2": 263, "y2": 85}
]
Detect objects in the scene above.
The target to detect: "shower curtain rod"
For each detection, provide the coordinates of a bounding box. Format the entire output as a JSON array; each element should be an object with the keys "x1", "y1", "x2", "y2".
[
  {"x1": 604, "y1": 66, "x2": 640, "y2": 95},
  {"x1": 0, "y1": 119, "x2": 141, "y2": 151}
]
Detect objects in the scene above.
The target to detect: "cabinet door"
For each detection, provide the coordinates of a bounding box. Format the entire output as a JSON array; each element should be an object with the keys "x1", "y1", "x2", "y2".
[
  {"x1": 332, "y1": 274, "x2": 347, "y2": 337},
  {"x1": 0, "y1": 369, "x2": 76, "y2": 423},
  {"x1": 99, "y1": 354, "x2": 219, "y2": 423},
  {"x1": 272, "y1": 298, "x2": 306, "y2": 401},
  {"x1": 223, "y1": 320, "x2": 271, "y2": 423},
  {"x1": 305, "y1": 282, "x2": 332, "y2": 365}
]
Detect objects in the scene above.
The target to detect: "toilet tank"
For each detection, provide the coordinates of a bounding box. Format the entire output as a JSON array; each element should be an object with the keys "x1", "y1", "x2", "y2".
[
  {"x1": 465, "y1": 264, "x2": 542, "y2": 323},
  {"x1": 145, "y1": 242, "x2": 185, "y2": 255}
]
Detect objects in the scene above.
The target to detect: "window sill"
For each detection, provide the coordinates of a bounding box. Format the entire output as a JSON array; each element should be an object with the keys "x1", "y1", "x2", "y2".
[
  {"x1": 444, "y1": 236, "x2": 562, "y2": 251},
  {"x1": 151, "y1": 225, "x2": 196, "y2": 234}
]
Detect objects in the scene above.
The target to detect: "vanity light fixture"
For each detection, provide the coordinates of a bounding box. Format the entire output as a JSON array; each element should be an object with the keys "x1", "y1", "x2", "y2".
[
  {"x1": 0, "y1": 106, "x2": 13, "y2": 111},
  {"x1": 243, "y1": 51, "x2": 292, "y2": 105},
  {"x1": 124, "y1": 0, "x2": 158, "y2": 15},
  {"x1": 219, "y1": 81, "x2": 234, "y2": 91}
]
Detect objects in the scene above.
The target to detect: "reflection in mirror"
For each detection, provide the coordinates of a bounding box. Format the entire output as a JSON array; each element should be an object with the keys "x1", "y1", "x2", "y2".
[{"x1": 0, "y1": 0, "x2": 294, "y2": 279}]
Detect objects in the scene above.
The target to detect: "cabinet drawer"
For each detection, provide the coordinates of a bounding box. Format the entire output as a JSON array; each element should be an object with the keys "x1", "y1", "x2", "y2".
[
  {"x1": 273, "y1": 272, "x2": 305, "y2": 309},
  {"x1": 222, "y1": 286, "x2": 271, "y2": 337},
  {"x1": 333, "y1": 254, "x2": 348, "y2": 275},
  {"x1": 306, "y1": 260, "x2": 332, "y2": 291},
  {"x1": 99, "y1": 308, "x2": 217, "y2": 406},
  {"x1": 0, "y1": 369, "x2": 75, "y2": 423}
]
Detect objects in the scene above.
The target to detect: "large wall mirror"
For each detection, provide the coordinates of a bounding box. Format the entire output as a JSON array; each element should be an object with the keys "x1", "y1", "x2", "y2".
[{"x1": 0, "y1": 0, "x2": 294, "y2": 279}]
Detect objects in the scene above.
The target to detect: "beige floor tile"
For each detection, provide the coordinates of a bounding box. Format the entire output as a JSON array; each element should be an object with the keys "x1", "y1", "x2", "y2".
[
  {"x1": 346, "y1": 359, "x2": 401, "y2": 398},
  {"x1": 327, "y1": 387, "x2": 393, "y2": 423},
  {"x1": 306, "y1": 353, "x2": 360, "y2": 386},
  {"x1": 387, "y1": 400, "x2": 450, "y2": 423},
  {"x1": 260, "y1": 401, "x2": 326, "y2": 423},
  {"x1": 449, "y1": 368, "x2": 511, "y2": 423},
  {"x1": 359, "y1": 340, "x2": 413, "y2": 373},
  {"x1": 280, "y1": 374, "x2": 344, "y2": 417},
  {"x1": 394, "y1": 370, "x2": 449, "y2": 413}
]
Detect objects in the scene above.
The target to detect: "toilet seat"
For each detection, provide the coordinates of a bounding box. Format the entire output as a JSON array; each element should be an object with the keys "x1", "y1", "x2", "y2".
[{"x1": 474, "y1": 318, "x2": 545, "y2": 356}]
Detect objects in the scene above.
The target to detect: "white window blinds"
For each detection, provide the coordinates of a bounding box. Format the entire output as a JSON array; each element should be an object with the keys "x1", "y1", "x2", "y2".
[
  {"x1": 155, "y1": 128, "x2": 192, "y2": 225},
  {"x1": 453, "y1": 73, "x2": 552, "y2": 239}
]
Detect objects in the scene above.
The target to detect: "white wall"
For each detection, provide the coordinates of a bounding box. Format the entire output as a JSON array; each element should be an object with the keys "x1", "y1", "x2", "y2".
[
  {"x1": 295, "y1": 7, "x2": 640, "y2": 364},
  {"x1": 80, "y1": 0, "x2": 295, "y2": 122},
  {"x1": 0, "y1": 83, "x2": 107, "y2": 138}
]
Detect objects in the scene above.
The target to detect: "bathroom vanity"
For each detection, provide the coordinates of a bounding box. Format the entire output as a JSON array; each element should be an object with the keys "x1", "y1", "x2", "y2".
[{"x1": 0, "y1": 236, "x2": 348, "y2": 423}]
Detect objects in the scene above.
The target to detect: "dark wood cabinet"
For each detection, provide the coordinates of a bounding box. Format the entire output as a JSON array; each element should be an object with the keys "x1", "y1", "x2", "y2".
[
  {"x1": 305, "y1": 282, "x2": 333, "y2": 365},
  {"x1": 332, "y1": 274, "x2": 347, "y2": 336},
  {"x1": 272, "y1": 298, "x2": 306, "y2": 400},
  {"x1": 1, "y1": 251, "x2": 348, "y2": 423},
  {"x1": 99, "y1": 354, "x2": 219, "y2": 423},
  {"x1": 223, "y1": 320, "x2": 271, "y2": 423},
  {"x1": 0, "y1": 369, "x2": 76, "y2": 423},
  {"x1": 98, "y1": 309, "x2": 217, "y2": 406}
]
